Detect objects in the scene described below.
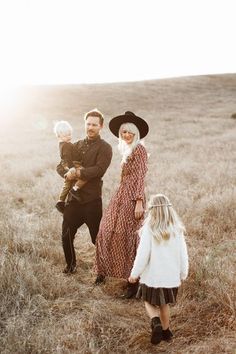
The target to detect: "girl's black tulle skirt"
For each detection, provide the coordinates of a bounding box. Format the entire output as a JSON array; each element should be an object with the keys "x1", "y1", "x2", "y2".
[{"x1": 136, "y1": 283, "x2": 178, "y2": 306}]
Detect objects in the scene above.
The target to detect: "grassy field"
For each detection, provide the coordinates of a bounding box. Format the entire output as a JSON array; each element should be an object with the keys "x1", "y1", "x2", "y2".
[{"x1": 0, "y1": 74, "x2": 236, "y2": 353}]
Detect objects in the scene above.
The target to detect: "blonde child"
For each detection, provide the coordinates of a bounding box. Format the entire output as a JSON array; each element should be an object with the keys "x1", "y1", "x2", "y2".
[
  {"x1": 54, "y1": 120, "x2": 86, "y2": 213},
  {"x1": 129, "y1": 194, "x2": 188, "y2": 345}
]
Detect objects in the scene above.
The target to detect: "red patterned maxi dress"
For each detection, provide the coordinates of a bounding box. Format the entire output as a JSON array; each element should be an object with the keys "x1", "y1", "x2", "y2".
[{"x1": 94, "y1": 143, "x2": 148, "y2": 279}]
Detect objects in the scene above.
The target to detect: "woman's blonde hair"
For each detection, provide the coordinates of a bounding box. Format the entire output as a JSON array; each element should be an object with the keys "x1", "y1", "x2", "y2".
[
  {"x1": 147, "y1": 194, "x2": 185, "y2": 242},
  {"x1": 118, "y1": 123, "x2": 141, "y2": 163}
]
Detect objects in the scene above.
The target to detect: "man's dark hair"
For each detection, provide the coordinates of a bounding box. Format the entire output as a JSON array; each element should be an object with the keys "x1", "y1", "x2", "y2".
[{"x1": 84, "y1": 109, "x2": 104, "y2": 126}]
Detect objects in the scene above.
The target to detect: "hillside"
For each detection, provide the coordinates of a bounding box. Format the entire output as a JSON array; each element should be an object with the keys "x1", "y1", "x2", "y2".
[{"x1": 0, "y1": 74, "x2": 236, "y2": 353}]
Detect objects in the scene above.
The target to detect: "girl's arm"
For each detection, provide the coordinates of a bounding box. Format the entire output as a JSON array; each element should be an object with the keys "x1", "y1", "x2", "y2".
[
  {"x1": 130, "y1": 222, "x2": 152, "y2": 280},
  {"x1": 180, "y1": 232, "x2": 189, "y2": 280}
]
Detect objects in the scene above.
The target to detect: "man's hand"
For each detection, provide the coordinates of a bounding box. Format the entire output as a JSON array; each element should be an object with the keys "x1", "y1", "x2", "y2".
[
  {"x1": 75, "y1": 179, "x2": 87, "y2": 188},
  {"x1": 65, "y1": 167, "x2": 76, "y2": 180},
  {"x1": 134, "y1": 199, "x2": 144, "y2": 220},
  {"x1": 128, "y1": 276, "x2": 138, "y2": 283}
]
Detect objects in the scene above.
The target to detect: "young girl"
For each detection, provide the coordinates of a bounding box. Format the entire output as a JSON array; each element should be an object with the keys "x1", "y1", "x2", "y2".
[{"x1": 129, "y1": 194, "x2": 188, "y2": 345}]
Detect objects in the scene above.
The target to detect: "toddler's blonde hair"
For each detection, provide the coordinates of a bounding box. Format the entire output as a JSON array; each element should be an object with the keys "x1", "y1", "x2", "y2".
[
  {"x1": 54, "y1": 120, "x2": 73, "y2": 138},
  {"x1": 147, "y1": 194, "x2": 185, "y2": 242}
]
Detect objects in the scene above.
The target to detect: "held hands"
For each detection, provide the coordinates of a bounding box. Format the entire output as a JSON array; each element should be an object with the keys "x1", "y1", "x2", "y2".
[
  {"x1": 128, "y1": 276, "x2": 138, "y2": 283},
  {"x1": 134, "y1": 199, "x2": 144, "y2": 220}
]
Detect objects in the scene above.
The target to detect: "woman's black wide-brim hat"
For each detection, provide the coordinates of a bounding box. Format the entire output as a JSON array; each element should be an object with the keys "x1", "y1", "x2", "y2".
[{"x1": 109, "y1": 111, "x2": 149, "y2": 139}]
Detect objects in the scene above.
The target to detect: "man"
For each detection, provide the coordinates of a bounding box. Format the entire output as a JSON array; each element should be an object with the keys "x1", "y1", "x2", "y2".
[{"x1": 57, "y1": 109, "x2": 112, "y2": 274}]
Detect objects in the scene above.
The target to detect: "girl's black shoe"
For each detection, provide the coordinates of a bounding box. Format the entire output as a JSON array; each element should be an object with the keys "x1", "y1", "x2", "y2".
[
  {"x1": 162, "y1": 328, "x2": 173, "y2": 341},
  {"x1": 151, "y1": 317, "x2": 162, "y2": 345}
]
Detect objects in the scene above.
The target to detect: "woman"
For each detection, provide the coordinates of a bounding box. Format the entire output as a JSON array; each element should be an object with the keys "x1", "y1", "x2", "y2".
[{"x1": 94, "y1": 111, "x2": 149, "y2": 298}]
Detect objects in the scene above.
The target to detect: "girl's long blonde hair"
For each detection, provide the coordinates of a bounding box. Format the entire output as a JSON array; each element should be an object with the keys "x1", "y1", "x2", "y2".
[{"x1": 146, "y1": 194, "x2": 185, "y2": 242}]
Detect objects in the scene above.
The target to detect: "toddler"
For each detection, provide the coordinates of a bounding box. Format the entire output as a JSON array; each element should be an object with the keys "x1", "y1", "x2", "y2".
[{"x1": 54, "y1": 120, "x2": 86, "y2": 213}]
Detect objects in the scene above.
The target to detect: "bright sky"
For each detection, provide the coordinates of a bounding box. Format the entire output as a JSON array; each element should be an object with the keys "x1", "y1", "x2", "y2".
[{"x1": 0, "y1": 0, "x2": 235, "y2": 89}]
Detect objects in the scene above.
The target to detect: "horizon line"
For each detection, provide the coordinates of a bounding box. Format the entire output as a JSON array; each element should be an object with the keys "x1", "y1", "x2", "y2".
[{"x1": 4, "y1": 72, "x2": 236, "y2": 90}]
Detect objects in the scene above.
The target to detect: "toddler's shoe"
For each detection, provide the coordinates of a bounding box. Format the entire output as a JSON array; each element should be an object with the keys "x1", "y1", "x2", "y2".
[
  {"x1": 55, "y1": 201, "x2": 65, "y2": 213},
  {"x1": 151, "y1": 317, "x2": 162, "y2": 345}
]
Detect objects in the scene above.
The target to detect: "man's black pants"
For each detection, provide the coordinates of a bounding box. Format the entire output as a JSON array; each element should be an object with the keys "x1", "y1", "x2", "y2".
[{"x1": 62, "y1": 198, "x2": 102, "y2": 268}]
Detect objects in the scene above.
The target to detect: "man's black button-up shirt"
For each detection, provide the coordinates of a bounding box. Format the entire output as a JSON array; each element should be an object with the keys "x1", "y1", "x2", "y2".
[{"x1": 57, "y1": 135, "x2": 112, "y2": 204}]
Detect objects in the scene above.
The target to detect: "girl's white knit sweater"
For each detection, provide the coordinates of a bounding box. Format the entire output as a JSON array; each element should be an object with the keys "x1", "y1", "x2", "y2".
[{"x1": 130, "y1": 221, "x2": 189, "y2": 288}]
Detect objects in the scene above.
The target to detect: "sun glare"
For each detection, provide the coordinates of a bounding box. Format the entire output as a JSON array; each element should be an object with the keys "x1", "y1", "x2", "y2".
[
  {"x1": 0, "y1": 86, "x2": 14, "y2": 108},
  {"x1": 0, "y1": 85, "x2": 24, "y2": 127},
  {"x1": 0, "y1": 1, "x2": 235, "y2": 88}
]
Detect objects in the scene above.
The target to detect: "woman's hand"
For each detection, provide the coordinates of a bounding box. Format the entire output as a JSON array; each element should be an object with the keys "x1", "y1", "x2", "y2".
[
  {"x1": 134, "y1": 199, "x2": 144, "y2": 220},
  {"x1": 128, "y1": 276, "x2": 138, "y2": 283}
]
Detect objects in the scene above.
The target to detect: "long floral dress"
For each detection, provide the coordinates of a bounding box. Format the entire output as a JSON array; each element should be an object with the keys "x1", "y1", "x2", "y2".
[{"x1": 94, "y1": 143, "x2": 148, "y2": 279}]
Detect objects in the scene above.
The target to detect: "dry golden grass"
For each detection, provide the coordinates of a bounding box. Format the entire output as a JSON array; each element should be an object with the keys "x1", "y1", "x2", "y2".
[{"x1": 0, "y1": 74, "x2": 236, "y2": 353}]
